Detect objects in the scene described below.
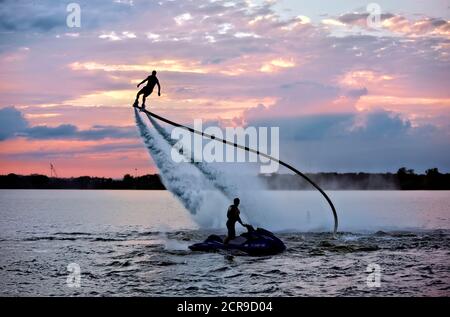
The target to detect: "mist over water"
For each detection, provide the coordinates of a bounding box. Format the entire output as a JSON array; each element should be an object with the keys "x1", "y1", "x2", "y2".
[
  {"x1": 137, "y1": 110, "x2": 330, "y2": 230},
  {"x1": 135, "y1": 110, "x2": 232, "y2": 228},
  {"x1": 135, "y1": 110, "x2": 438, "y2": 233},
  {"x1": 147, "y1": 114, "x2": 240, "y2": 201},
  {"x1": 135, "y1": 110, "x2": 208, "y2": 217},
  {"x1": 145, "y1": 114, "x2": 286, "y2": 226}
]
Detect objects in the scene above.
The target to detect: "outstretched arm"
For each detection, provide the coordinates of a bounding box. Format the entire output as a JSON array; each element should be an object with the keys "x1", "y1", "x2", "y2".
[
  {"x1": 157, "y1": 80, "x2": 161, "y2": 96},
  {"x1": 137, "y1": 77, "x2": 148, "y2": 88},
  {"x1": 237, "y1": 214, "x2": 245, "y2": 227}
]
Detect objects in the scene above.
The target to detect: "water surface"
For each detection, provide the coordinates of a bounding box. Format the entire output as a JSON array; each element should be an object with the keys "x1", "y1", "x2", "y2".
[{"x1": 0, "y1": 190, "x2": 449, "y2": 296}]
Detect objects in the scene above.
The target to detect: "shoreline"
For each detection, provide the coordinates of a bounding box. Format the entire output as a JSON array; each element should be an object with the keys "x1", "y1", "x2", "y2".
[{"x1": 1, "y1": 170, "x2": 450, "y2": 190}]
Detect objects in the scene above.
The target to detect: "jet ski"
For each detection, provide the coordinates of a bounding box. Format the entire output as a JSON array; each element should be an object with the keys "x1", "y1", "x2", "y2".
[{"x1": 189, "y1": 225, "x2": 286, "y2": 256}]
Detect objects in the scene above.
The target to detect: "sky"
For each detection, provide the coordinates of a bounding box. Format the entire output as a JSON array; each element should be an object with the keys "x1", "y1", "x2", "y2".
[{"x1": 0, "y1": 0, "x2": 449, "y2": 177}]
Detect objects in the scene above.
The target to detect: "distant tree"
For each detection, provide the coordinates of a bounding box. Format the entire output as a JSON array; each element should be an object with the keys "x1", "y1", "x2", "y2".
[
  {"x1": 6, "y1": 173, "x2": 20, "y2": 183},
  {"x1": 396, "y1": 167, "x2": 418, "y2": 189},
  {"x1": 424, "y1": 168, "x2": 443, "y2": 189},
  {"x1": 397, "y1": 167, "x2": 415, "y2": 175},
  {"x1": 122, "y1": 174, "x2": 134, "y2": 188},
  {"x1": 425, "y1": 168, "x2": 440, "y2": 176},
  {"x1": 123, "y1": 174, "x2": 133, "y2": 181},
  {"x1": 29, "y1": 174, "x2": 49, "y2": 188}
]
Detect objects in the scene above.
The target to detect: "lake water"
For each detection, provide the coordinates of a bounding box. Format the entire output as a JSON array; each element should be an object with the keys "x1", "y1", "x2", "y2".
[{"x1": 0, "y1": 190, "x2": 449, "y2": 296}]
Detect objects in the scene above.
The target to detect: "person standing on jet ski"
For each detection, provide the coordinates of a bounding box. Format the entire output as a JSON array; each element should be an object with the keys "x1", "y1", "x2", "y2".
[{"x1": 224, "y1": 198, "x2": 246, "y2": 244}]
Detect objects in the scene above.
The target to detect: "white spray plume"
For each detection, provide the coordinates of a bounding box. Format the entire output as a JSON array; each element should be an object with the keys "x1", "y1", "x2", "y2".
[
  {"x1": 147, "y1": 114, "x2": 239, "y2": 198},
  {"x1": 135, "y1": 110, "x2": 433, "y2": 233},
  {"x1": 136, "y1": 109, "x2": 334, "y2": 232},
  {"x1": 135, "y1": 109, "x2": 229, "y2": 227}
]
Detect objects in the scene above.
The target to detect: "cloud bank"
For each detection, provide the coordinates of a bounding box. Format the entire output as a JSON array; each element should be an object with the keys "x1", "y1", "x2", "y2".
[{"x1": 0, "y1": 107, "x2": 137, "y2": 141}]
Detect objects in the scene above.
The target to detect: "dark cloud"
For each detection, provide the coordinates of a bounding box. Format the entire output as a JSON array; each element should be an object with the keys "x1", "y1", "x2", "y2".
[
  {"x1": 23, "y1": 124, "x2": 137, "y2": 140},
  {"x1": 352, "y1": 111, "x2": 412, "y2": 139},
  {"x1": 0, "y1": 2, "x2": 64, "y2": 32},
  {"x1": 249, "y1": 111, "x2": 415, "y2": 141},
  {"x1": 0, "y1": 107, "x2": 28, "y2": 140},
  {"x1": 431, "y1": 19, "x2": 447, "y2": 28},
  {"x1": 30, "y1": 15, "x2": 63, "y2": 31},
  {"x1": 338, "y1": 12, "x2": 394, "y2": 24},
  {"x1": 249, "y1": 113, "x2": 352, "y2": 141},
  {"x1": 0, "y1": 107, "x2": 137, "y2": 141},
  {"x1": 336, "y1": 11, "x2": 450, "y2": 37},
  {"x1": 0, "y1": 0, "x2": 168, "y2": 33},
  {"x1": 24, "y1": 124, "x2": 77, "y2": 139},
  {"x1": 245, "y1": 111, "x2": 449, "y2": 172}
]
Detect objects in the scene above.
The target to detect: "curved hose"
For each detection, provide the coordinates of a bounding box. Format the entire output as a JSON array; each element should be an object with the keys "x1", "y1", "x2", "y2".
[{"x1": 138, "y1": 108, "x2": 338, "y2": 235}]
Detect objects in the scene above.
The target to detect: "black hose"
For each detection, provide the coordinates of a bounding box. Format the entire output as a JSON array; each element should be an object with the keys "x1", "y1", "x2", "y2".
[{"x1": 138, "y1": 108, "x2": 339, "y2": 235}]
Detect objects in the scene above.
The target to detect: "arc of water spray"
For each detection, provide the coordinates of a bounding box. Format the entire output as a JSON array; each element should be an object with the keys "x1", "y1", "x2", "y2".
[
  {"x1": 145, "y1": 113, "x2": 239, "y2": 200},
  {"x1": 138, "y1": 108, "x2": 339, "y2": 236},
  {"x1": 145, "y1": 113, "x2": 258, "y2": 224},
  {"x1": 134, "y1": 109, "x2": 205, "y2": 215}
]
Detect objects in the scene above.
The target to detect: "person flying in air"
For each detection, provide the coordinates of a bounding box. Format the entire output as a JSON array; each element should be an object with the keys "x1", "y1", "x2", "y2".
[
  {"x1": 133, "y1": 70, "x2": 161, "y2": 110},
  {"x1": 224, "y1": 198, "x2": 247, "y2": 244}
]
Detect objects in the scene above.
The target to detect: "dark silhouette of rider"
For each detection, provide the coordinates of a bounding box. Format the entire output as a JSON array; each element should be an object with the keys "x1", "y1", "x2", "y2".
[
  {"x1": 224, "y1": 198, "x2": 246, "y2": 244},
  {"x1": 133, "y1": 70, "x2": 161, "y2": 110}
]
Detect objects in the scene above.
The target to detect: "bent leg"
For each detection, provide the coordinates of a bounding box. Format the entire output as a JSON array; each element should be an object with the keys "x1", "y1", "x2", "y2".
[
  {"x1": 141, "y1": 91, "x2": 152, "y2": 109},
  {"x1": 134, "y1": 88, "x2": 147, "y2": 106}
]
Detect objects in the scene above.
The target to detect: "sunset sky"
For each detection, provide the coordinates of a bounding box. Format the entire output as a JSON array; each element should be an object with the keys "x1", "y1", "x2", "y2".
[{"x1": 0, "y1": 0, "x2": 449, "y2": 177}]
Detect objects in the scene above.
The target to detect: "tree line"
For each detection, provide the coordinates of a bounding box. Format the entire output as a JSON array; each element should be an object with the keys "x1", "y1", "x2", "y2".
[{"x1": 0, "y1": 168, "x2": 448, "y2": 190}]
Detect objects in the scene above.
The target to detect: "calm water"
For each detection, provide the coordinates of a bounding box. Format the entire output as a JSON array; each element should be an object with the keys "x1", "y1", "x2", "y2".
[{"x1": 0, "y1": 190, "x2": 449, "y2": 296}]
